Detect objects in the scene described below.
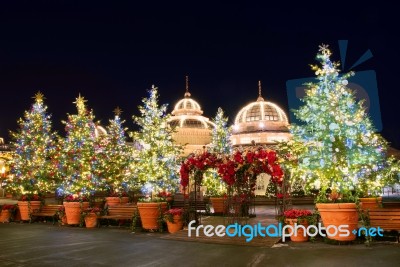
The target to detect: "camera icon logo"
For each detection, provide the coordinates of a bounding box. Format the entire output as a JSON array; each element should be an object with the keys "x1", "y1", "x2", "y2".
[{"x1": 286, "y1": 40, "x2": 382, "y2": 131}]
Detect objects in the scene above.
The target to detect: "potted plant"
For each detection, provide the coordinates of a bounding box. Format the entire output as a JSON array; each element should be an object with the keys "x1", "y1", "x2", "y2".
[
  {"x1": 104, "y1": 191, "x2": 130, "y2": 207},
  {"x1": 130, "y1": 86, "x2": 183, "y2": 231},
  {"x1": 16, "y1": 194, "x2": 44, "y2": 221},
  {"x1": 164, "y1": 208, "x2": 185, "y2": 233},
  {"x1": 136, "y1": 196, "x2": 168, "y2": 231},
  {"x1": 81, "y1": 206, "x2": 102, "y2": 228},
  {"x1": 280, "y1": 209, "x2": 314, "y2": 242},
  {"x1": 62, "y1": 194, "x2": 90, "y2": 225},
  {"x1": 0, "y1": 204, "x2": 17, "y2": 223},
  {"x1": 288, "y1": 45, "x2": 398, "y2": 241}
]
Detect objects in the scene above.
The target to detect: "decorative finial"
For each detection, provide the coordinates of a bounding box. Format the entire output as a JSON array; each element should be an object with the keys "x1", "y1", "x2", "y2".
[
  {"x1": 184, "y1": 75, "x2": 191, "y2": 98},
  {"x1": 113, "y1": 106, "x2": 122, "y2": 117},
  {"x1": 74, "y1": 93, "x2": 87, "y2": 114},
  {"x1": 33, "y1": 91, "x2": 45, "y2": 104},
  {"x1": 257, "y1": 80, "x2": 264, "y2": 101}
]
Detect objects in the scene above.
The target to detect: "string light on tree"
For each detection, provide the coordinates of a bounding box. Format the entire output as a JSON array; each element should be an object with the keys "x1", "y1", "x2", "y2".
[
  {"x1": 96, "y1": 107, "x2": 134, "y2": 197},
  {"x1": 58, "y1": 94, "x2": 98, "y2": 199},
  {"x1": 9, "y1": 91, "x2": 59, "y2": 198},
  {"x1": 290, "y1": 44, "x2": 397, "y2": 200},
  {"x1": 130, "y1": 85, "x2": 183, "y2": 195}
]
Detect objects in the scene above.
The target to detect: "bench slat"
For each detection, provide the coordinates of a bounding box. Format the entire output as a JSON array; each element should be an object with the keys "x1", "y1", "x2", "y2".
[
  {"x1": 97, "y1": 205, "x2": 137, "y2": 222},
  {"x1": 366, "y1": 208, "x2": 400, "y2": 234}
]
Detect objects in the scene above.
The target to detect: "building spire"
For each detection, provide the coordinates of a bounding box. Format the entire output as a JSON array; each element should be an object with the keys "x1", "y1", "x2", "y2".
[
  {"x1": 184, "y1": 75, "x2": 191, "y2": 98},
  {"x1": 257, "y1": 80, "x2": 264, "y2": 101}
]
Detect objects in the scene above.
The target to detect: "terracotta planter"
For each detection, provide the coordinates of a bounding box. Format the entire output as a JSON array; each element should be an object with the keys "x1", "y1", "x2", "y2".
[
  {"x1": 166, "y1": 215, "x2": 183, "y2": 233},
  {"x1": 63, "y1": 202, "x2": 89, "y2": 225},
  {"x1": 84, "y1": 213, "x2": 98, "y2": 228},
  {"x1": 360, "y1": 197, "x2": 382, "y2": 210},
  {"x1": 210, "y1": 197, "x2": 226, "y2": 214},
  {"x1": 105, "y1": 197, "x2": 129, "y2": 207},
  {"x1": 0, "y1": 210, "x2": 12, "y2": 223},
  {"x1": 285, "y1": 218, "x2": 309, "y2": 242},
  {"x1": 17, "y1": 201, "x2": 42, "y2": 221},
  {"x1": 316, "y1": 203, "x2": 358, "y2": 241},
  {"x1": 137, "y1": 202, "x2": 168, "y2": 230}
]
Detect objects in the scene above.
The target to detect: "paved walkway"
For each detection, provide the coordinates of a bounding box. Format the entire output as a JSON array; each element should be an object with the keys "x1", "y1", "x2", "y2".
[{"x1": 1, "y1": 204, "x2": 400, "y2": 266}]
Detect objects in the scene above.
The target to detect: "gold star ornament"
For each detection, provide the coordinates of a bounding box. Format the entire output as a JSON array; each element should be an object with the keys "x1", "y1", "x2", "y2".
[{"x1": 33, "y1": 91, "x2": 45, "y2": 104}]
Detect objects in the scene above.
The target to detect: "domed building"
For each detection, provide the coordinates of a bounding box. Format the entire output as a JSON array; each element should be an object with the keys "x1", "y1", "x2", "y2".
[
  {"x1": 168, "y1": 77, "x2": 215, "y2": 156},
  {"x1": 231, "y1": 81, "x2": 291, "y2": 147}
]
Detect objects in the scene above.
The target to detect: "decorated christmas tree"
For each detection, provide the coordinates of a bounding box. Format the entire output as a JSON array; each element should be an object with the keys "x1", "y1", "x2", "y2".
[
  {"x1": 202, "y1": 107, "x2": 231, "y2": 197},
  {"x1": 57, "y1": 94, "x2": 99, "y2": 200},
  {"x1": 130, "y1": 85, "x2": 182, "y2": 195},
  {"x1": 290, "y1": 44, "x2": 392, "y2": 201},
  {"x1": 9, "y1": 92, "x2": 59, "y2": 199},
  {"x1": 210, "y1": 107, "x2": 232, "y2": 155},
  {"x1": 96, "y1": 107, "x2": 134, "y2": 197}
]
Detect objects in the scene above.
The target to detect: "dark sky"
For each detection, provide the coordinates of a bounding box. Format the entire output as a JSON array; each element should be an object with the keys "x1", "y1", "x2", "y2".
[{"x1": 1, "y1": 1, "x2": 399, "y2": 148}]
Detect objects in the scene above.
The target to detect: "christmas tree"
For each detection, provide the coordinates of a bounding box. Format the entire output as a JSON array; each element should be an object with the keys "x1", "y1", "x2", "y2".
[
  {"x1": 210, "y1": 107, "x2": 232, "y2": 155},
  {"x1": 290, "y1": 44, "x2": 391, "y2": 201},
  {"x1": 130, "y1": 85, "x2": 182, "y2": 195},
  {"x1": 96, "y1": 107, "x2": 133, "y2": 197},
  {"x1": 9, "y1": 92, "x2": 59, "y2": 198},
  {"x1": 57, "y1": 94, "x2": 99, "y2": 200},
  {"x1": 202, "y1": 107, "x2": 231, "y2": 197}
]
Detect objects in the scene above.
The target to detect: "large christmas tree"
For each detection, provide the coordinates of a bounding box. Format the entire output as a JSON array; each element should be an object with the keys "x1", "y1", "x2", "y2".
[
  {"x1": 10, "y1": 92, "x2": 58, "y2": 198},
  {"x1": 96, "y1": 107, "x2": 133, "y2": 196},
  {"x1": 57, "y1": 94, "x2": 99, "y2": 199},
  {"x1": 290, "y1": 45, "x2": 391, "y2": 201},
  {"x1": 130, "y1": 85, "x2": 182, "y2": 195}
]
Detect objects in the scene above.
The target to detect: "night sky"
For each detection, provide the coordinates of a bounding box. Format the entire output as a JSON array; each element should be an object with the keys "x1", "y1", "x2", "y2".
[{"x1": 1, "y1": 2, "x2": 399, "y2": 148}]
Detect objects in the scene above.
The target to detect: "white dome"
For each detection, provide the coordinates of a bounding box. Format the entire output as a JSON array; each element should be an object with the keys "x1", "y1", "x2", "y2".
[
  {"x1": 168, "y1": 77, "x2": 215, "y2": 155},
  {"x1": 231, "y1": 82, "x2": 290, "y2": 141},
  {"x1": 172, "y1": 97, "x2": 203, "y2": 116},
  {"x1": 234, "y1": 101, "x2": 288, "y2": 125}
]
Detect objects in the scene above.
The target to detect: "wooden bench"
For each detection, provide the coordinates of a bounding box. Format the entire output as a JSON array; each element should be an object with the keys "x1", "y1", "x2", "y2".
[
  {"x1": 30, "y1": 204, "x2": 63, "y2": 224},
  {"x1": 367, "y1": 208, "x2": 400, "y2": 241},
  {"x1": 97, "y1": 204, "x2": 137, "y2": 227}
]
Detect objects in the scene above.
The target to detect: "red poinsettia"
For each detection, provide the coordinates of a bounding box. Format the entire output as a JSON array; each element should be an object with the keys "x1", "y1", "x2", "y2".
[
  {"x1": 217, "y1": 148, "x2": 284, "y2": 188},
  {"x1": 283, "y1": 209, "x2": 312, "y2": 219}
]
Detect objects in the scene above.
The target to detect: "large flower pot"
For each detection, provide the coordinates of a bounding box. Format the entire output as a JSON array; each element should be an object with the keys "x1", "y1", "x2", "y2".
[
  {"x1": 316, "y1": 203, "x2": 358, "y2": 241},
  {"x1": 360, "y1": 197, "x2": 382, "y2": 210},
  {"x1": 63, "y1": 202, "x2": 89, "y2": 225},
  {"x1": 17, "y1": 201, "x2": 42, "y2": 221},
  {"x1": 0, "y1": 210, "x2": 12, "y2": 223},
  {"x1": 166, "y1": 215, "x2": 184, "y2": 233},
  {"x1": 285, "y1": 218, "x2": 309, "y2": 242},
  {"x1": 137, "y1": 202, "x2": 168, "y2": 230},
  {"x1": 210, "y1": 197, "x2": 226, "y2": 214},
  {"x1": 105, "y1": 197, "x2": 129, "y2": 207},
  {"x1": 84, "y1": 213, "x2": 98, "y2": 228}
]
